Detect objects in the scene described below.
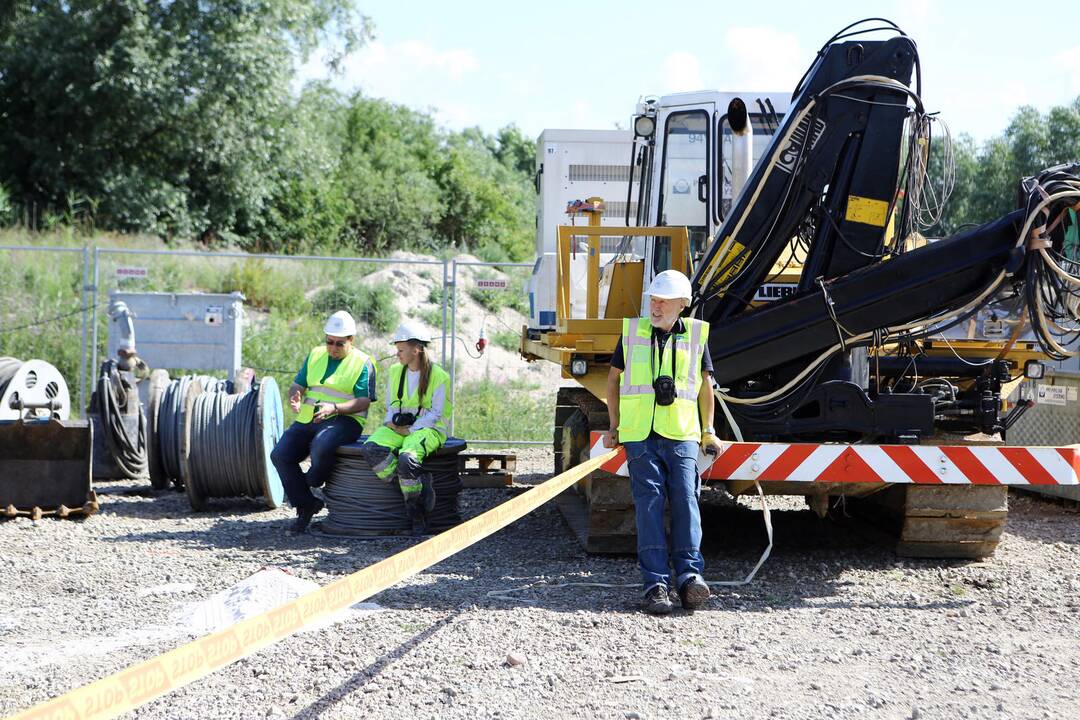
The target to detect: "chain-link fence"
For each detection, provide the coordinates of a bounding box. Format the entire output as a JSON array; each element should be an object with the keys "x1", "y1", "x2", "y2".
[
  {"x1": 1, "y1": 243, "x2": 557, "y2": 446},
  {"x1": 0, "y1": 243, "x2": 92, "y2": 414}
]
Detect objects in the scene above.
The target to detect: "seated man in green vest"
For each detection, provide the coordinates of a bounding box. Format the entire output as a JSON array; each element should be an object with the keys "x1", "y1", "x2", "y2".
[
  {"x1": 361, "y1": 321, "x2": 452, "y2": 534},
  {"x1": 271, "y1": 310, "x2": 376, "y2": 534},
  {"x1": 603, "y1": 270, "x2": 723, "y2": 614}
]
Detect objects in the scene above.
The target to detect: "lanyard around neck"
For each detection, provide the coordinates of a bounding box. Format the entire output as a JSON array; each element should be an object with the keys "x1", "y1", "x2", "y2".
[{"x1": 649, "y1": 325, "x2": 679, "y2": 380}]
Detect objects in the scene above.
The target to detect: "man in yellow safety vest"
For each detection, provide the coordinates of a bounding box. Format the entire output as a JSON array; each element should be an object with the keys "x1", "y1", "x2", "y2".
[
  {"x1": 271, "y1": 310, "x2": 377, "y2": 533},
  {"x1": 603, "y1": 270, "x2": 723, "y2": 614}
]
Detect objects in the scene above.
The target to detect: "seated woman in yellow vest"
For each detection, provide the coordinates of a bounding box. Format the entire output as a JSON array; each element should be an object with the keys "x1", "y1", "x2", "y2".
[
  {"x1": 270, "y1": 310, "x2": 376, "y2": 534},
  {"x1": 361, "y1": 321, "x2": 451, "y2": 525}
]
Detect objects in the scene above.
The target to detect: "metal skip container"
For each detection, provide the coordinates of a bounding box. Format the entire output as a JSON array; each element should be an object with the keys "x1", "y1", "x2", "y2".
[{"x1": 0, "y1": 358, "x2": 97, "y2": 519}]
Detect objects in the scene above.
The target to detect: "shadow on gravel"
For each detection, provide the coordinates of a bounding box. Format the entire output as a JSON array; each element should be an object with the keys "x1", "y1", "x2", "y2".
[
  {"x1": 289, "y1": 611, "x2": 462, "y2": 720},
  {"x1": 1001, "y1": 490, "x2": 1080, "y2": 547}
]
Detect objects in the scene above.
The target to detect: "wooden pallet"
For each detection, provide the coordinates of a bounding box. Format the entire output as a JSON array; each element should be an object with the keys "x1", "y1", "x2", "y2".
[{"x1": 458, "y1": 451, "x2": 516, "y2": 488}]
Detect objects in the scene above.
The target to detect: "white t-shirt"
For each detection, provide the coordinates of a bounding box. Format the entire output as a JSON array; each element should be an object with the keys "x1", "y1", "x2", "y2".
[{"x1": 384, "y1": 368, "x2": 446, "y2": 431}]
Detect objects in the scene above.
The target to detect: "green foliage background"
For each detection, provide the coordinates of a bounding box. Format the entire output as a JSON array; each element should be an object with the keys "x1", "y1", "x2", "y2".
[{"x1": 0, "y1": 1, "x2": 537, "y2": 261}]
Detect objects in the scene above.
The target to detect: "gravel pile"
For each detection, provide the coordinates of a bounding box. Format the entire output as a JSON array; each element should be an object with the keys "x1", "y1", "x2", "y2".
[{"x1": 3, "y1": 448, "x2": 1080, "y2": 719}]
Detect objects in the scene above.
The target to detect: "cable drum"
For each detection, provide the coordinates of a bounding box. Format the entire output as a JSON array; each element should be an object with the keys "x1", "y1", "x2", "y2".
[
  {"x1": 157, "y1": 375, "x2": 231, "y2": 487},
  {"x1": 180, "y1": 375, "x2": 284, "y2": 511},
  {"x1": 318, "y1": 438, "x2": 467, "y2": 536}
]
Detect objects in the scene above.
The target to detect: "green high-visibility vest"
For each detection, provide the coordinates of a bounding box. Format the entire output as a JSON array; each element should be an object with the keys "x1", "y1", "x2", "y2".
[
  {"x1": 297, "y1": 345, "x2": 371, "y2": 425},
  {"x1": 617, "y1": 316, "x2": 709, "y2": 443},
  {"x1": 387, "y1": 361, "x2": 452, "y2": 436}
]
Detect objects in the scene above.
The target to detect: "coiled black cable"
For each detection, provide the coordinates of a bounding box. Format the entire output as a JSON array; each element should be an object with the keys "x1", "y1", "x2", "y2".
[
  {"x1": 157, "y1": 375, "x2": 230, "y2": 485},
  {"x1": 186, "y1": 388, "x2": 266, "y2": 503},
  {"x1": 94, "y1": 360, "x2": 148, "y2": 479},
  {"x1": 0, "y1": 357, "x2": 21, "y2": 397},
  {"x1": 319, "y1": 438, "x2": 465, "y2": 536}
]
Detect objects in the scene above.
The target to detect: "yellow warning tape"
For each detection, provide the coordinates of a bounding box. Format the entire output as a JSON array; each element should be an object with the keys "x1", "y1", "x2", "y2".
[{"x1": 8, "y1": 450, "x2": 618, "y2": 720}]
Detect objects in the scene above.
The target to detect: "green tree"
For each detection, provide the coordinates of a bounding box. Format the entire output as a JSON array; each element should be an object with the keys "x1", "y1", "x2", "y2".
[{"x1": 0, "y1": 0, "x2": 371, "y2": 239}]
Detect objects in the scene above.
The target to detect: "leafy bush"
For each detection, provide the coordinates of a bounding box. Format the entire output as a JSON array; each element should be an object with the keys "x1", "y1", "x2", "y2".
[
  {"x1": 312, "y1": 280, "x2": 400, "y2": 334},
  {"x1": 491, "y1": 329, "x2": 520, "y2": 352},
  {"x1": 216, "y1": 259, "x2": 307, "y2": 314},
  {"x1": 453, "y1": 378, "x2": 551, "y2": 441}
]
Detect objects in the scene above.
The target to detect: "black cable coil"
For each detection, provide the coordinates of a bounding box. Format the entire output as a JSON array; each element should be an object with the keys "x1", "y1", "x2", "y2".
[
  {"x1": 186, "y1": 387, "x2": 265, "y2": 504},
  {"x1": 157, "y1": 375, "x2": 230, "y2": 485},
  {"x1": 319, "y1": 437, "x2": 466, "y2": 536},
  {"x1": 93, "y1": 360, "x2": 148, "y2": 479}
]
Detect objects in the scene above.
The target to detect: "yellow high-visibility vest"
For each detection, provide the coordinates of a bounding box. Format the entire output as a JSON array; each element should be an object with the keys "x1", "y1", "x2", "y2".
[
  {"x1": 387, "y1": 362, "x2": 452, "y2": 436},
  {"x1": 617, "y1": 316, "x2": 709, "y2": 443},
  {"x1": 297, "y1": 346, "x2": 371, "y2": 425}
]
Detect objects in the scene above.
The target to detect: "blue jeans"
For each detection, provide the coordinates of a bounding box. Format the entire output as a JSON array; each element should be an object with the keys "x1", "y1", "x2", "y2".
[
  {"x1": 270, "y1": 417, "x2": 364, "y2": 510},
  {"x1": 624, "y1": 433, "x2": 704, "y2": 592}
]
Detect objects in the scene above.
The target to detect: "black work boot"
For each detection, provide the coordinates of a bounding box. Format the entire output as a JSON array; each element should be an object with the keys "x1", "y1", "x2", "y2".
[
  {"x1": 642, "y1": 585, "x2": 674, "y2": 615},
  {"x1": 418, "y1": 471, "x2": 436, "y2": 513},
  {"x1": 678, "y1": 576, "x2": 711, "y2": 610},
  {"x1": 405, "y1": 495, "x2": 427, "y2": 536},
  {"x1": 289, "y1": 498, "x2": 324, "y2": 534}
]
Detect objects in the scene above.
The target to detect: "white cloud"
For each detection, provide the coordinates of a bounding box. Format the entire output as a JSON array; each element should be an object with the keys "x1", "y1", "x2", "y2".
[
  {"x1": 663, "y1": 51, "x2": 704, "y2": 93},
  {"x1": 722, "y1": 26, "x2": 803, "y2": 91}
]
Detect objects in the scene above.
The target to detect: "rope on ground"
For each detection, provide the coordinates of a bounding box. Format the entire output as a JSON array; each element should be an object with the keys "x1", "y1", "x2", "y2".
[{"x1": 485, "y1": 481, "x2": 772, "y2": 603}]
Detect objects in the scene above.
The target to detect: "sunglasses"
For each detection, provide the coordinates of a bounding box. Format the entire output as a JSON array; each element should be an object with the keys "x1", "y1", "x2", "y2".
[{"x1": 325, "y1": 338, "x2": 348, "y2": 348}]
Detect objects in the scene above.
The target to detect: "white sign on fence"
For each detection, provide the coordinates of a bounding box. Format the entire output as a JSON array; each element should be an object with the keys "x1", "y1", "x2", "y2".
[
  {"x1": 115, "y1": 266, "x2": 148, "y2": 279},
  {"x1": 475, "y1": 278, "x2": 508, "y2": 291}
]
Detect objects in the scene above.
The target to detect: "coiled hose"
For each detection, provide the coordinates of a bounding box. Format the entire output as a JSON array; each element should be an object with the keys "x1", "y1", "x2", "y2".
[
  {"x1": 320, "y1": 438, "x2": 466, "y2": 535},
  {"x1": 94, "y1": 360, "x2": 148, "y2": 479},
  {"x1": 157, "y1": 375, "x2": 230, "y2": 485},
  {"x1": 185, "y1": 387, "x2": 267, "y2": 505}
]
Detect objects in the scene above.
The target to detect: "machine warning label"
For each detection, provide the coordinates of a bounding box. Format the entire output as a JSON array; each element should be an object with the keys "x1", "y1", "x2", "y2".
[{"x1": 776, "y1": 117, "x2": 826, "y2": 174}]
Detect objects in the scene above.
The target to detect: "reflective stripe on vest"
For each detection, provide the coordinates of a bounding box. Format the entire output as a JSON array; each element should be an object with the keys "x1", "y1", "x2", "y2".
[
  {"x1": 387, "y1": 362, "x2": 452, "y2": 435},
  {"x1": 297, "y1": 345, "x2": 371, "y2": 425},
  {"x1": 617, "y1": 316, "x2": 710, "y2": 443}
]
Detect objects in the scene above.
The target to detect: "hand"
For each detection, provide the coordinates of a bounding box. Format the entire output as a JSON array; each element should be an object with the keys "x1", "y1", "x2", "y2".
[
  {"x1": 289, "y1": 390, "x2": 302, "y2": 413},
  {"x1": 700, "y1": 432, "x2": 723, "y2": 457},
  {"x1": 313, "y1": 402, "x2": 336, "y2": 423},
  {"x1": 387, "y1": 422, "x2": 410, "y2": 437},
  {"x1": 602, "y1": 429, "x2": 619, "y2": 449}
]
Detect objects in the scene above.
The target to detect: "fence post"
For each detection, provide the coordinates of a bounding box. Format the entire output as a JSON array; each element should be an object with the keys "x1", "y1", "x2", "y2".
[
  {"x1": 441, "y1": 259, "x2": 448, "y2": 365},
  {"x1": 448, "y1": 260, "x2": 458, "y2": 435},
  {"x1": 78, "y1": 244, "x2": 90, "y2": 415},
  {"x1": 90, "y1": 247, "x2": 100, "y2": 384}
]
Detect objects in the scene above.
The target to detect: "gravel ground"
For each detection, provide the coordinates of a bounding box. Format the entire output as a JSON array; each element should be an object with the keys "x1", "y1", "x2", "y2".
[{"x1": 3, "y1": 448, "x2": 1080, "y2": 720}]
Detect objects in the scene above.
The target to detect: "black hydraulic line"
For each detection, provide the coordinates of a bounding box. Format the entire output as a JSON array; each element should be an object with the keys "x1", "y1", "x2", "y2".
[{"x1": 94, "y1": 360, "x2": 148, "y2": 479}]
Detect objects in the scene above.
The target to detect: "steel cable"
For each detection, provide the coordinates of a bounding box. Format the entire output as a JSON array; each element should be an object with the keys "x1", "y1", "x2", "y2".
[
  {"x1": 157, "y1": 375, "x2": 230, "y2": 485},
  {"x1": 186, "y1": 388, "x2": 266, "y2": 501},
  {"x1": 320, "y1": 439, "x2": 465, "y2": 535}
]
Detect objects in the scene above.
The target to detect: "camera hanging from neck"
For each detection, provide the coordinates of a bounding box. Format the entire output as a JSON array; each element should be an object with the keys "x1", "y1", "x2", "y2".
[{"x1": 650, "y1": 325, "x2": 679, "y2": 407}]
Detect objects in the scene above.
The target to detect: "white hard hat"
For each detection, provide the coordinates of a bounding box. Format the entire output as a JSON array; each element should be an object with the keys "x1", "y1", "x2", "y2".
[
  {"x1": 392, "y1": 320, "x2": 432, "y2": 344},
  {"x1": 323, "y1": 310, "x2": 356, "y2": 337},
  {"x1": 647, "y1": 270, "x2": 693, "y2": 302}
]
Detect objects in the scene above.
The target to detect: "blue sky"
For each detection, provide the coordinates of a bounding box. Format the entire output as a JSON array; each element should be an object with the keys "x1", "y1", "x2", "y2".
[{"x1": 298, "y1": 1, "x2": 1080, "y2": 143}]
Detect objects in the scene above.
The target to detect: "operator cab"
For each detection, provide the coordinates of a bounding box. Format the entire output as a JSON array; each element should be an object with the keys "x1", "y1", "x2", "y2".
[{"x1": 633, "y1": 91, "x2": 790, "y2": 276}]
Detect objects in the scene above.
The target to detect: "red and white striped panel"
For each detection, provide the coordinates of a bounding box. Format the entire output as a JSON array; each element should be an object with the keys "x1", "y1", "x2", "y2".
[{"x1": 588, "y1": 431, "x2": 1080, "y2": 485}]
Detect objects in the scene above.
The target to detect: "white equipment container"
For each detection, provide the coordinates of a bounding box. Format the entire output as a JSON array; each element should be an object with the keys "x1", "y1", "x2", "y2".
[
  {"x1": 107, "y1": 292, "x2": 244, "y2": 377},
  {"x1": 528, "y1": 129, "x2": 637, "y2": 328}
]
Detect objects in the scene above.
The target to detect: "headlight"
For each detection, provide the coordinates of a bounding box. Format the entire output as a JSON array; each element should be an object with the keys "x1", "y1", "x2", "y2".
[{"x1": 634, "y1": 115, "x2": 656, "y2": 138}]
